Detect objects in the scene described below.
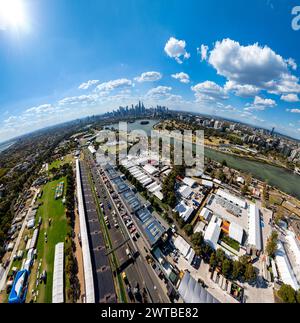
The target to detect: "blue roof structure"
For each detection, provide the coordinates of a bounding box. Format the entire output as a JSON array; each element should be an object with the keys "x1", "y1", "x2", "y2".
[
  {"x1": 8, "y1": 270, "x2": 29, "y2": 304},
  {"x1": 136, "y1": 208, "x2": 165, "y2": 246},
  {"x1": 112, "y1": 177, "x2": 129, "y2": 193},
  {"x1": 106, "y1": 166, "x2": 119, "y2": 180},
  {"x1": 122, "y1": 190, "x2": 143, "y2": 213}
]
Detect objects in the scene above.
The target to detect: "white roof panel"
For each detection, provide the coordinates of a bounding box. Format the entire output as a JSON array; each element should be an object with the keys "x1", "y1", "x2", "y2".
[
  {"x1": 216, "y1": 189, "x2": 246, "y2": 209},
  {"x1": 178, "y1": 271, "x2": 220, "y2": 303},
  {"x1": 275, "y1": 241, "x2": 299, "y2": 291},
  {"x1": 247, "y1": 203, "x2": 262, "y2": 250},
  {"x1": 229, "y1": 222, "x2": 244, "y2": 244}
]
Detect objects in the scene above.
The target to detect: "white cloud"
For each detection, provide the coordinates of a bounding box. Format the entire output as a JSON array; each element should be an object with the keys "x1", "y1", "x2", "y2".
[
  {"x1": 58, "y1": 94, "x2": 99, "y2": 106},
  {"x1": 197, "y1": 44, "x2": 209, "y2": 61},
  {"x1": 287, "y1": 108, "x2": 300, "y2": 114},
  {"x1": 25, "y1": 104, "x2": 55, "y2": 114},
  {"x1": 78, "y1": 80, "x2": 99, "y2": 90},
  {"x1": 134, "y1": 71, "x2": 162, "y2": 82},
  {"x1": 280, "y1": 93, "x2": 300, "y2": 102},
  {"x1": 164, "y1": 37, "x2": 190, "y2": 64},
  {"x1": 254, "y1": 96, "x2": 276, "y2": 107},
  {"x1": 245, "y1": 95, "x2": 277, "y2": 111},
  {"x1": 267, "y1": 74, "x2": 300, "y2": 95},
  {"x1": 208, "y1": 38, "x2": 300, "y2": 95},
  {"x1": 171, "y1": 72, "x2": 190, "y2": 84},
  {"x1": 287, "y1": 58, "x2": 297, "y2": 70},
  {"x1": 224, "y1": 81, "x2": 260, "y2": 97},
  {"x1": 4, "y1": 116, "x2": 18, "y2": 124},
  {"x1": 95, "y1": 78, "x2": 133, "y2": 93},
  {"x1": 146, "y1": 86, "x2": 172, "y2": 99},
  {"x1": 191, "y1": 81, "x2": 228, "y2": 102}
]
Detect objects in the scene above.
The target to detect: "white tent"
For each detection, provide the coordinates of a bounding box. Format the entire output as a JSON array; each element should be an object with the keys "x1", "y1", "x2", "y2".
[
  {"x1": 247, "y1": 203, "x2": 262, "y2": 251},
  {"x1": 143, "y1": 164, "x2": 158, "y2": 175},
  {"x1": 275, "y1": 241, "x2": 299, "y2": 291},
  {"x1": 178, "y1": 271, "x2": 220, "y2": 303},
  {"x1": 52, "y1": 242, "x2": 64, "y2": 303}
]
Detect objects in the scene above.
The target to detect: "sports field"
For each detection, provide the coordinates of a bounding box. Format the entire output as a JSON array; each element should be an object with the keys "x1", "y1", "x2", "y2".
[{"x1": 26, "y1": 177, "x2": 68, "y2": 303}]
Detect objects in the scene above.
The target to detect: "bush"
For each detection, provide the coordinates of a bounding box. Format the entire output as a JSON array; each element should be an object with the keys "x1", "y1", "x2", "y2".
[{"x1": 278, "y1": 284, "x2": 297, "y2": 303}]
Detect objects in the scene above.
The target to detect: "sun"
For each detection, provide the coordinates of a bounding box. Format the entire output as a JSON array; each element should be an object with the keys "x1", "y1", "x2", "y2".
[{"x1": 0, "y1": 0, "x2": 27, "y2": 30}]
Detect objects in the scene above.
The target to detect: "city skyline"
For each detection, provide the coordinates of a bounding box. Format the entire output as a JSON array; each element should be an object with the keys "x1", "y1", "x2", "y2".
[{"x1": 1, "y1": 0, "x2": 300, "y2": 142}]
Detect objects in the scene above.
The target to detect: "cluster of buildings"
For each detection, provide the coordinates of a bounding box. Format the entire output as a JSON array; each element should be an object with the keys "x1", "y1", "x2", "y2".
[
  {"x1": 120, "y1": 152, "x2": 171, "y2": 201},
  {"x1": 104, "y1": 163, "x2": 167, "y2": 249},
  {"x1": 177, "y1": 112, "x2": 300, "y2": 165},
  {"x1": 104, "y1": 101, "x2": 169, "y2": 119}
]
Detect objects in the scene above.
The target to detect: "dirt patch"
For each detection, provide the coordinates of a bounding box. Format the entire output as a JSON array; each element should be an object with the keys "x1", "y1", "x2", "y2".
[{"x1": 74, "y1": 207, "x2": 85, "y2": 303}]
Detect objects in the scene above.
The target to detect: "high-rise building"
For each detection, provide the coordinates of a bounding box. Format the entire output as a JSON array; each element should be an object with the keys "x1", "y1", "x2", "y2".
[{"x1": 271, "y1": 127, "x2": 275, "y2": 136}]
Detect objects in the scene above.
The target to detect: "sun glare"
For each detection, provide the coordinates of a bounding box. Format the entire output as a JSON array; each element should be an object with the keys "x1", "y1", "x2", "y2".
[{"x1": 0, "y1": 0, "x2": 27, "y2": 30}]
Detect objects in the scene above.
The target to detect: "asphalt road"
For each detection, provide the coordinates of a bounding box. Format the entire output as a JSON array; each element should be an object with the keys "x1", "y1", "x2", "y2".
[
  {"x1": 79, "y1": 161, "x2": 116, "y2": 303},
  {"x1": 86, "y1": 152, "x2": 170, "y2": 303},
  {"x1": 88, "y1": 161, "x2": 148, "y2": 303}
]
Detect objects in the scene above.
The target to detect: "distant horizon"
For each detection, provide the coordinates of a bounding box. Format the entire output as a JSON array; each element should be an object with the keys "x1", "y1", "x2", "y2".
[{"x1": 1, "y1": 104, "x2": 299, "y2": 146}]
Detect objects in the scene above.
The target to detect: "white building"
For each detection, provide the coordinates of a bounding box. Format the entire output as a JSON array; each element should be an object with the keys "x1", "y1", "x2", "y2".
[
  {"x1": 178, "y1": 185, "x2": 193, "y2": 199},
  {"x1": 216, "y1": 189, "x2": 247, "y2": 209},
  {"x1": 182, "y1": 177, "x2": 196, "y2": 188},
  {"x1": 173, "y1": 235, "x2": 195, "y2": 264},
  {"x1": 204, "y1": 216, "x2": 222, "y2": 250},
  {"x1": 88, "y1": 145, "x2": 96, "y2": 155},
  {"x1": 200, "y1": 207, "x2": 213, "y2": 221},
  {"x1": 247, "y1": 203, "x2": 262, "y2": 251},
  {"x1": 174, "y1": 201, "x2": 194, "y2": 222}
]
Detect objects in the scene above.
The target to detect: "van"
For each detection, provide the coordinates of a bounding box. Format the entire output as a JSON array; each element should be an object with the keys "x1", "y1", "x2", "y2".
[{"x1": 126, "y1": 248, "x2": 132, "y2": 258}]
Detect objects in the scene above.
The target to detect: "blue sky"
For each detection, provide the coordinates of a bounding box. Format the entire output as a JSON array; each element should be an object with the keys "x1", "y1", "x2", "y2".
[{"x1": 1, "y1": 0, "x2": 300, "y2": 142}]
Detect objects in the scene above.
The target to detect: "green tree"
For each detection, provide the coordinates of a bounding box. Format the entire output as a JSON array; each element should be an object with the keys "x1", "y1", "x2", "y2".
[
  {"x1": 191, "y1": 232, "x2": 203, "y2": 247},
  {"x1": 266, "y1": 231, "x2": 278, "y2": 257},
  {"x1": 216, "y1": 248, "x2": 226, "y2": 265},
  {"x1": 296, "y1": 291, "x2": 300, "y2": 303},
  {"x1": 232, "y1": 260, "x2": 245, "y2": 280},
  {"x1": 221, "y1": 160, "x2": 227, "y2": 167},
  {"x1": 278, "y1": 284, "x2": 296, "y2": 303},
  {"x1": 244, "y1": 264, "x2": 257, "y2": 282},
  {"x1": 209, "y1": 252, "x2": 217, "y2": 269},
  {"x1": 184, "y1": 224, "x2": 193, "y2": 236},
  {"x1": 222, "y1": 259, "x2": 232, "y2": 278}
]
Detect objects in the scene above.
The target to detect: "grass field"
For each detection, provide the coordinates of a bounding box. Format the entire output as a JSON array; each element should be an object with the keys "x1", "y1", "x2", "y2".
[
  {"x1": 26, "y1": 177, "x2": 68, "y2": 303},
  {"x1": 0, "y1": 168, "x2": 8, "y2": 178},
  {"x1": 48, "y1": 154, "x2": 73, "y2": 171}
]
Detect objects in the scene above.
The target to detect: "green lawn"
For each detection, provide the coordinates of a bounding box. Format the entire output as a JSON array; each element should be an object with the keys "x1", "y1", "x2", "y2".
[
  {"x1": 26, "y1": 177, "x2": 68, "y2": 303},
  {"x1": 221, "y1": 234, "x2": 240, "y2": 252},
  {"x1": 48, "y1": 155, "x2": 73, "y2": 171}
]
